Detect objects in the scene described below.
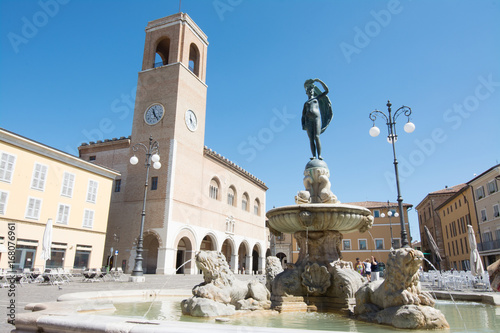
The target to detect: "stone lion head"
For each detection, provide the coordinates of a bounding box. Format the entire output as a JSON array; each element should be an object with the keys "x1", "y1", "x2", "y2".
[
  {"x1": 385, "y1": 247, "x2": 423, "y2": 291},
  {"x1": 195, "y1": 251, "x2": 234, "y2": 286}
]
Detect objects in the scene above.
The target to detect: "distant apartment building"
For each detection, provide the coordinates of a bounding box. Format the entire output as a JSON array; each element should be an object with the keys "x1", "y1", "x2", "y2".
[
  {"x1": 0, "y1": 128, "x2": 119, "y2": 271},
  {"x1": 416, "y1": 184, "x2": 467, "y2": 270},
  {"x1": 342, "y1": 201, "x2": 412, "y2": 266},
  {"x1": 269, "y1": 201, "x2": 412, "y2": 268},
  {"x1": 435, "y1": 185, "x2": 479, "y2": 270},
  {"x1": 468, "y1": 164, "x2": 500, "y2": 266}
]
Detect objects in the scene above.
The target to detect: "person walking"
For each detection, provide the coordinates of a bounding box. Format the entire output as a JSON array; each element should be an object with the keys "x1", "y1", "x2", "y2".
[
  {"x1": 364, "y1": 258, "x2": 371, "y2": 281},
  {"x1": 355, "y1": 258, "x2": 364, "y2": 275},
  {"x1": 371, "y1": 256, "x2": 379, "y2": 281}
]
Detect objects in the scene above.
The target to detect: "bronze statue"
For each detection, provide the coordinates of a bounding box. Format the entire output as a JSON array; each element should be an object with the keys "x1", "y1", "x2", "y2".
[{"x1": 301, "y1": 79, "x2": 332, "y2": 160}]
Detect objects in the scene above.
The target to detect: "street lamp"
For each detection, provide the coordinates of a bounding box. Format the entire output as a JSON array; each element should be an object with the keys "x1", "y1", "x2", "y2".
[
  {"x1": 380, "y1": 201, "x2": 399, "y2": 250},
  {"x1": 129, "y1": 136, "x2": 161, "y2": 280},
  {"x1": 369, "y1": 100, "x2": 414, "y2": 248}
]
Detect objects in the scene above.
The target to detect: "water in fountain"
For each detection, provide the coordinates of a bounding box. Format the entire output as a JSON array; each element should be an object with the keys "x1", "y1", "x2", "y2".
[
  {"x1": 421, "y1": 257, "x2": 467, "y2": 332},
  {"x1": 141, "y1": 258, "x2": 195, "y2": 318}
]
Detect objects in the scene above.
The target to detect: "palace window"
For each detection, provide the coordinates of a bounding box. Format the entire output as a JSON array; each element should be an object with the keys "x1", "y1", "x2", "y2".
[
  {"x1": 114, "y1": 179, "x2": 121, "y2": 192},
  {"x1": 0, "y1": 152, "x2": 16, "y2": 183},
  {"x1": 254, "y1": 198, "x2": 260, "y2": 215},
  {"x1": 151, "y1": 177, "x2": 158, "y2": 190},
  {"x1": 31, "y1": 162, "x2": 48, "y2": 191},
  {"x1": 209, "y1": 178, "x2": 219, "y2": 200},
  {"x1": 56, "y1": 204, "x2": 70, "y2": 225},
  {"x1": 227, "y1": 186, "x2": 236, "y2": 206},
  {"x1": 488, "y1": 180, "x2": 498, "y2": 195},
  {"x1": 26, "y1": 197, "x2": 42, "y2": 220},
  {"x1": 343, "y1": 239, "x2": 351, "y2": 250},
  {"x1": 375, "y1": 239, "x2": 384, "y2": 250},
  {"x1": 242, "y1": 192, "x2": 249, "y2": 211},
  {"x1": 494, "y1": 204, "x2": 499, "y2": 218},
  {"x1": 393, "y1": 238, "x2": 401, "y2": 249},
  {"x1": 358, "y1": 239, "x2": 367, "y2": 250},
  {"x1": 61, "y1": 172, "x2": 75, "y2": 197},
  {"x1": 86, "y1": 180, "x2": 99, "y2": 203},
  {"x1": 481, "y1": 209, "x2": 487, "y2": 222},
  {"x1": 0, "y1": 190, "x2": 8, "y2": 215},
  {"x1": 225, "y1": 216, "x2": 235, "y2": 234},
  {"x1": 476, "y1": 186, "x2": 485, "y2": 200},
  {"x1": 373, "y1": 210, "x2": 380, "y2": 218},
  {"x1": 83, "y1": 209, "x2": 95, "y2": 229}
]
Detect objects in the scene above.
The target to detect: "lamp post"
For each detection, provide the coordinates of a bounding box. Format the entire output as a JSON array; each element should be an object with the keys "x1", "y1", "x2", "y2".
[
  {"x1": 369, "y1": 101, "x2": 414, "y2": 248},
  {"x1": 129, "y1": 136, "x2": 161, "y2": 280},
  {"x1": 380, "y1": 201, "x2": 399, "y2": 250}
]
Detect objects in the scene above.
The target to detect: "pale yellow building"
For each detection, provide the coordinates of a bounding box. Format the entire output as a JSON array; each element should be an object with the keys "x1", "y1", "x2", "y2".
[
  {"x1": 78, "y1": 13, "x2": 269, "y2": 275},
  {"x1": 468, "y1": 164, "x2": 500, "y2": 266},
  {"x1": 341, "y1": 201, "x2": 412, "y2": 266},
  {"x1": 415, "y1": 184, "x2": 467, "y2": 270},
  {"x1": 435, "y1": 185, "x2": 480, "y2": 271},
  {"x1": 0, "y1": 128, "x2": 119, "y2": 271}
]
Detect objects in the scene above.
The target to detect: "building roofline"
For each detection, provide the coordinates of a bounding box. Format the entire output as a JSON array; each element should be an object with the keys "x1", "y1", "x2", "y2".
[
  {"x1": 203, "y1": 147, "x2": 268, "y2": 191},
  {"x1": 415, "y1": 183, "x2": 467, "y2": 210},
  {"x1": 345, "y1": 201, "x2": 413, "y2": 209},
  {"x1": 434, "y1": 185, "x2": 471, "y2": 210},
  {"x1": 467, "y1": 164, "x2": 500, "y2": 185},
  {"x1": 0, "y1": 128, "x2": 120, "y2": 179}
]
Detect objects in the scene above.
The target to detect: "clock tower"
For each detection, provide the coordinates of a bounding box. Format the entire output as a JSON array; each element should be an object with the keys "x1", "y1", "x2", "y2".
[
  {"x1": 80, "y1": 13, "x2": 268, "y2": 276},
  {"x1": 126, "y1": 13, "x2": 209, "y2": 273},
  {"x1": 131, "y1": 13, "x2": 208, "y2": 152}
]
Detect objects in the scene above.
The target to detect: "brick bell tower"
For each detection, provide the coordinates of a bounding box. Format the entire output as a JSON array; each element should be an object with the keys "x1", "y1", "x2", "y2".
[
  {"x1": 131, "y1": 13, "x2": 208, "y2": 150},
  {"x1": 125, "y1": 13, "x2": 209, "y2": 274}
]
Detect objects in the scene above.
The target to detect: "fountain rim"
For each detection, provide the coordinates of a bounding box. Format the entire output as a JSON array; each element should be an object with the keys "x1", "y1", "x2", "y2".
[
  {"x1": 16, "y1": 289, "x2": 355, "y2": 333},
  {"x1": 266, "y1": 203, "x2": 372, "y2": 217}
]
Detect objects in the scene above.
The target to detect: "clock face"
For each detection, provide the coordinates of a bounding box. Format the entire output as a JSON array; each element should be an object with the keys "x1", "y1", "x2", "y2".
[
  {"x1": 144, "y1": 104, "x2": 164, "y2": 125},
  {"x1": 185, "y1": 110, "x2": 198, "y2": 131}
]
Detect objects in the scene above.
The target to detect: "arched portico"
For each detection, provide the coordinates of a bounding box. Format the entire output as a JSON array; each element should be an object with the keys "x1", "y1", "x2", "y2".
[
  {"x1": 173, "y1": 228, "x2": 197, "y2": 274},
  {"x1": 221, "y1": 237, "x2": 236, "y2": 272},
  {"x1": 238, "y1": 240, "x2": 250, "y2": 274},
  {"x1": 143, "y1": 232, "x2": 160, "y2": 274}
]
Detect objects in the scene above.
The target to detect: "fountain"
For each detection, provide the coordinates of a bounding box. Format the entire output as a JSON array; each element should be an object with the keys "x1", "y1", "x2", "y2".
[{"x1": 265, "y1": 78, "x2": 448, "y2": 329}]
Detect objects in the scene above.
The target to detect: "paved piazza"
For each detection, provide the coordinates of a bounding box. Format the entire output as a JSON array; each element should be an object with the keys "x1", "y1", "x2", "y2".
[{"x1": 1, "y1": 274, "x2": 498, "y2": 332}]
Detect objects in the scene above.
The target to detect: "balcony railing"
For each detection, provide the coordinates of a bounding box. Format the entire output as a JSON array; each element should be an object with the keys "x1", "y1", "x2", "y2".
[{"x1": 477, "y1": 239, "x2": 500, "y2": 252}]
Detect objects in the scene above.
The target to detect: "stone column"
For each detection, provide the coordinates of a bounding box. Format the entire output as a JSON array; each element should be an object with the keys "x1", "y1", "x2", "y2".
[
  {"x1": 231, "y1": 254, "x2": 238, "y2": 274},
  {"x1": 162, "y1": 248, "x2": 177, "y2": 275},
  {"x1": 155, "y1": 247, "x2": 167, "y2": 274},
  {"x1": 245, "y1": 255, "x2": 252, "y2": 274}
]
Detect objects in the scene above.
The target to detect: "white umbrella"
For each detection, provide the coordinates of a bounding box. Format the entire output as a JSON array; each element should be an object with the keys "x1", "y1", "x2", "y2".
[
  {"x1": 41, "y1": 218, "x2": 53, "y2": 269},
  {"x1": 467, "y1": 225, "x2": 484, "y2": 276}
]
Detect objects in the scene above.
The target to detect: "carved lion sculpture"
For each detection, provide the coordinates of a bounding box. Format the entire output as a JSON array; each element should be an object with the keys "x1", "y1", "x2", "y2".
[
  {"x1": 192, "y1": 251, "x2": 270, "y2": 307},
  {"x1": 355, "y1": 247, "x2": 434, "y2": 314}
]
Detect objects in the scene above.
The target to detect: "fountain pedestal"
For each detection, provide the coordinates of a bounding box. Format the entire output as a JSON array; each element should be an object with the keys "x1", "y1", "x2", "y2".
[{"x1": 267, "y1": 160, "x2": 373, "y2": 313}]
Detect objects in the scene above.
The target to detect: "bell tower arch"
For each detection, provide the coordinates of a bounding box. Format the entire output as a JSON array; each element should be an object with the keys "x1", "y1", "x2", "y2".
[{"x1": 131, "y1": 13, "x2": 208, "y2": 150}]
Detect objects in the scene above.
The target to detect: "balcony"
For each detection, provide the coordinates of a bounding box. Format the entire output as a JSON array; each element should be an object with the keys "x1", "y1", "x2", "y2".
[{"x1": 477, "y1": 239, "x2": 500, "y2": 252}]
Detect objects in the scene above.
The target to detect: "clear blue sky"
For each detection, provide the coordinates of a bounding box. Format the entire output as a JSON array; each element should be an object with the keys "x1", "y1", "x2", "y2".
[{"x1": 1, "y1": 0, "x2": 499, "y2": 242}]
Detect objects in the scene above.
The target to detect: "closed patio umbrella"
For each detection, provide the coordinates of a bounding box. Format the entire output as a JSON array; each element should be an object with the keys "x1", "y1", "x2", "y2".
[
  {"x1": 424, "y1": 226, "x2": 441, "y2": 269},
  {"x1": 468, "y1": 225, "x2": 484, "y2": 276},
  {"x1": 41, "y1": 218, "x2": 53, "y2": 269}
]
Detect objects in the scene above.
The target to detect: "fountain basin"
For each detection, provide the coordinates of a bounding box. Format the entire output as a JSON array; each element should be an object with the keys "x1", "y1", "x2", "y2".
[
  {"x1": 13, "y1": 290, "x2": 499, "y2": 333},
  {"x1": 266, "y1": 203, "x2": 373, "y2": 234}
]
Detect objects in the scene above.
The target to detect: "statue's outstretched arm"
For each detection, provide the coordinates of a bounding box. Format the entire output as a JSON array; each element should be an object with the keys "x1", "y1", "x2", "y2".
[{"x1": 314, "y1": 78, "x2": 329, "y2": 97}]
